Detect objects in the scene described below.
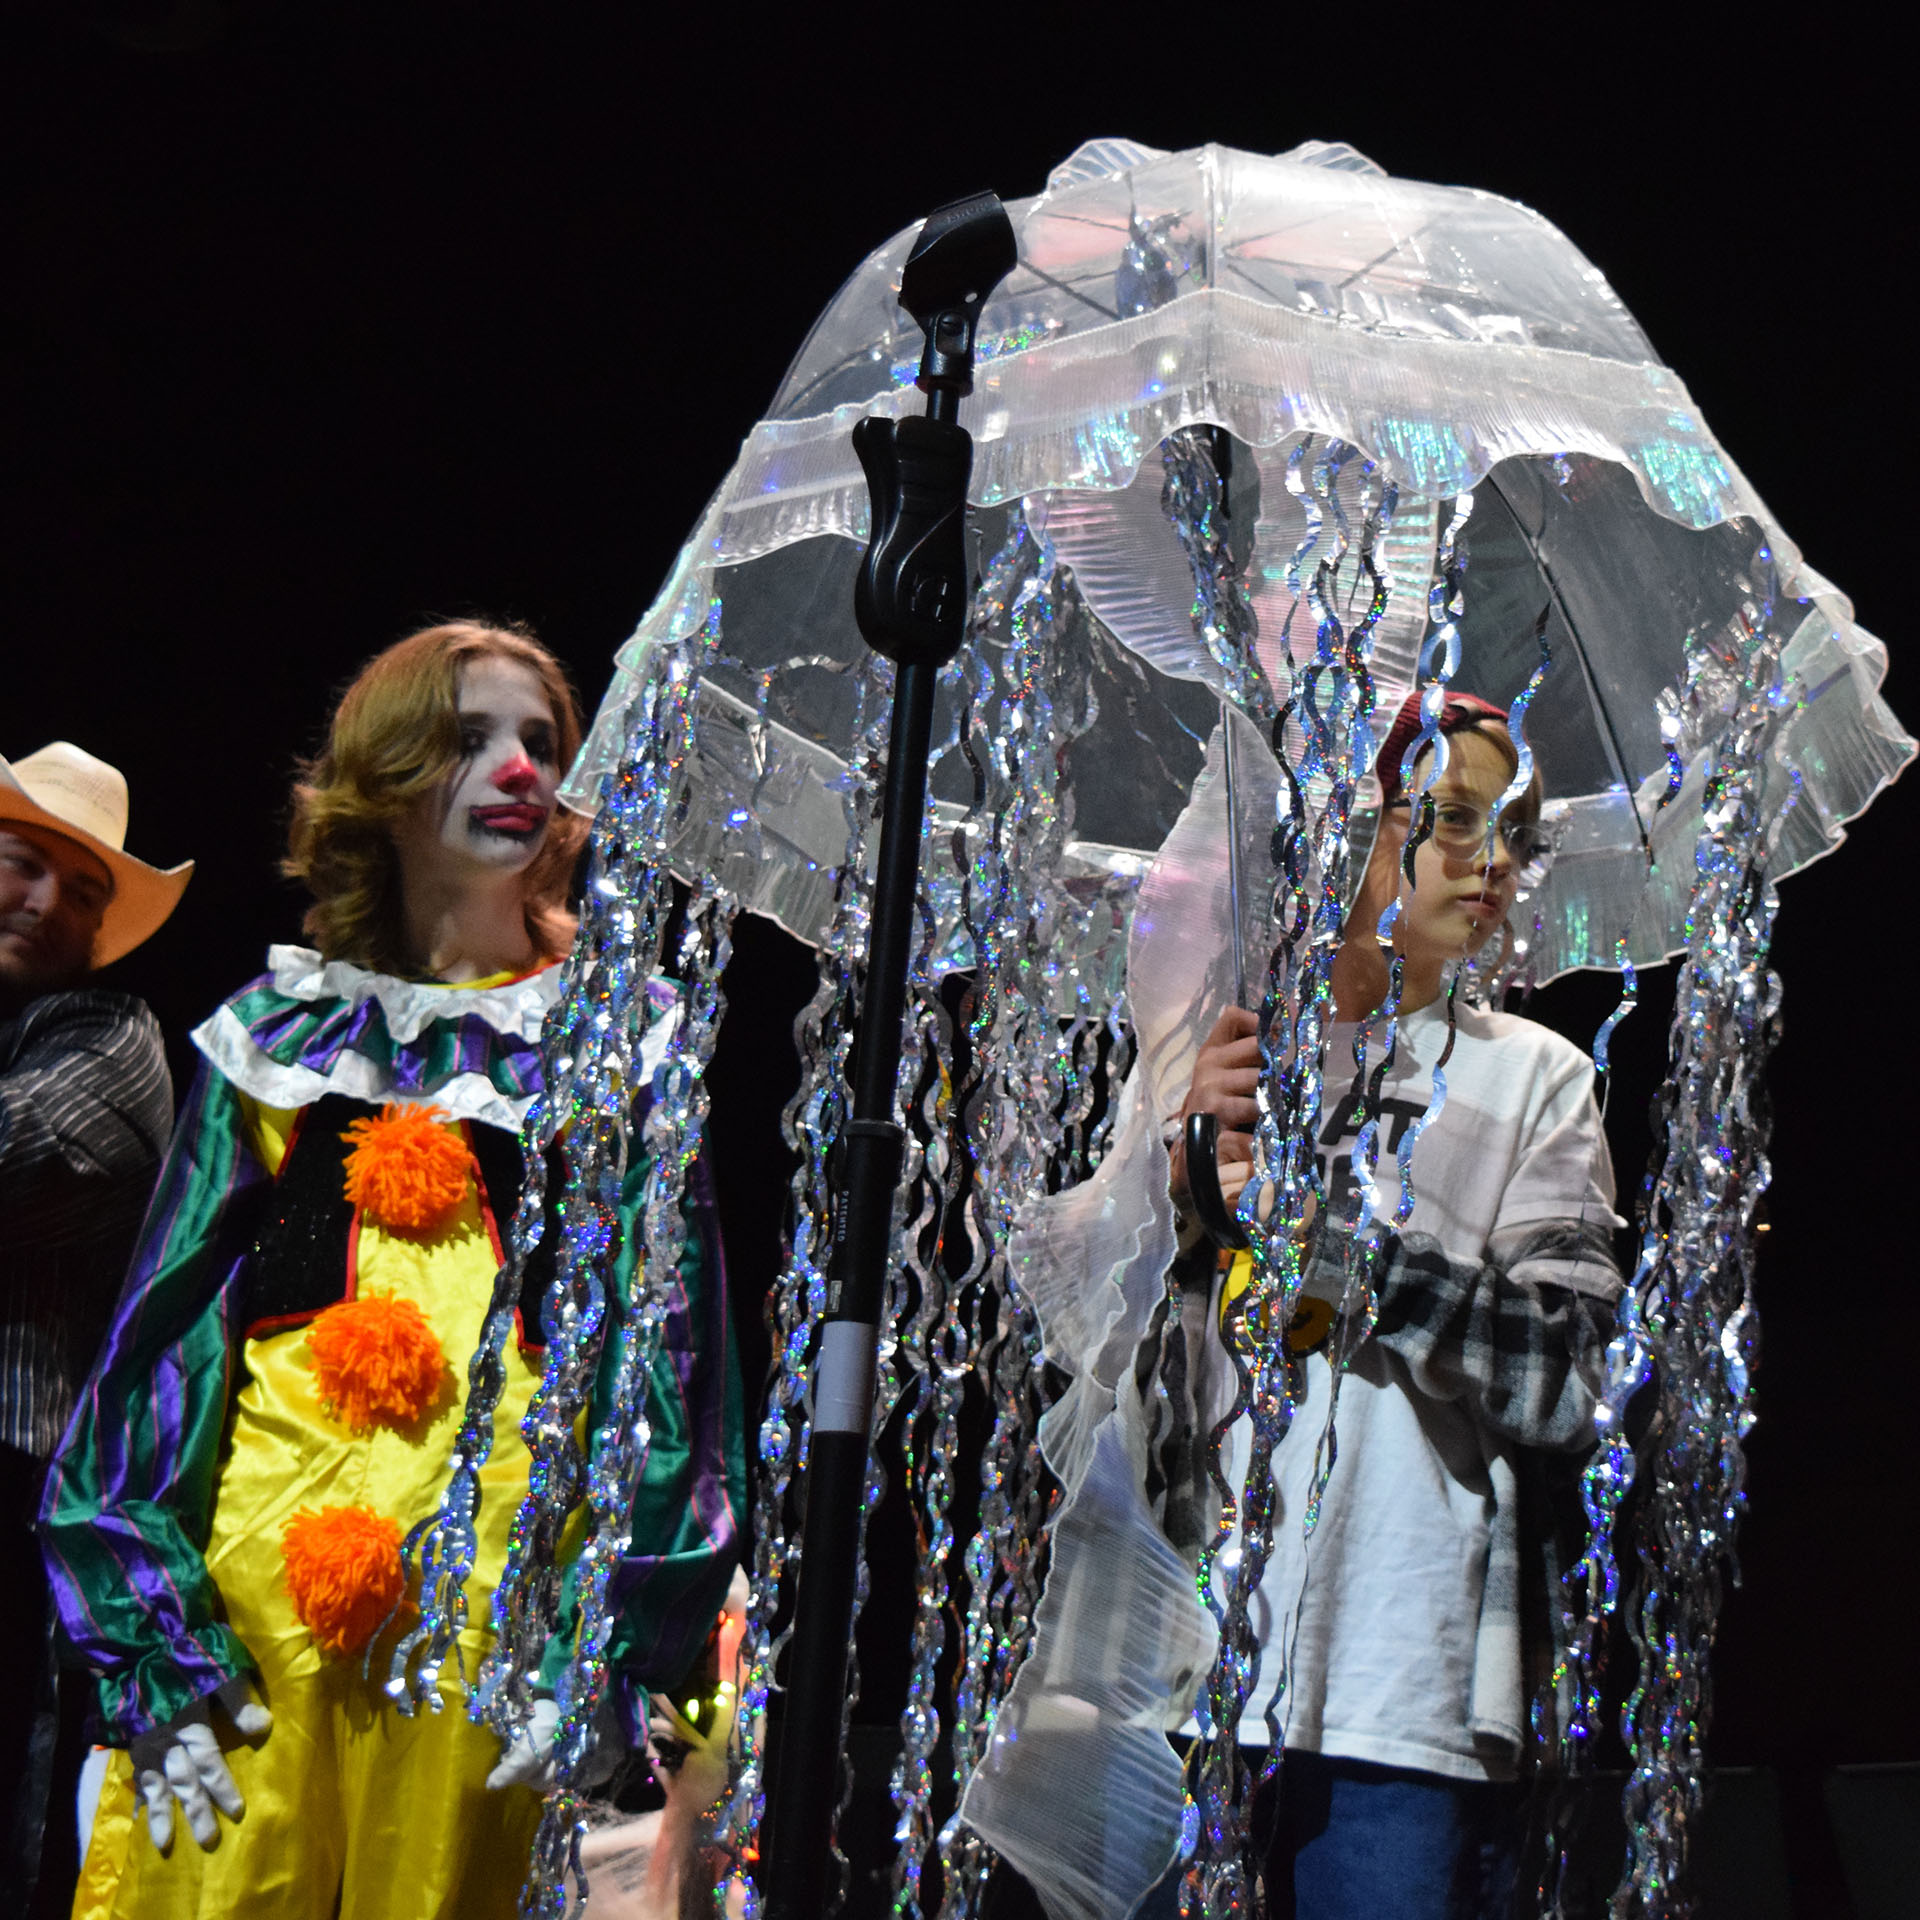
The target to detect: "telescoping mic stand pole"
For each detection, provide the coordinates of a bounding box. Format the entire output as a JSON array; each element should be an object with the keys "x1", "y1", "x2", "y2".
[{"x1": 762, "y1": 192, "x2": 1016, "y2": 1919}]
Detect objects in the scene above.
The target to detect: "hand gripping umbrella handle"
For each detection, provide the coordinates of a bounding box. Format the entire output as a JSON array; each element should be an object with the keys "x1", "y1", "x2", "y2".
[{"x1": 1185, "y1": 1110, "x2": 1250, "y2": 1250}]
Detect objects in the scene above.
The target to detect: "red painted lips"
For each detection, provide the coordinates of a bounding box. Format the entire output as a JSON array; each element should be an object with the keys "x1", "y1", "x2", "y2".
[{"x1": 470, "y1": 804, "x2": 546, "y2": 834}]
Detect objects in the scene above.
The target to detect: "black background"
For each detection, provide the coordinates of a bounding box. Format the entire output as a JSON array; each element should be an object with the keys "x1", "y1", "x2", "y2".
[{"x1": 6, "y1": 0, "x2": 1912, "y2": 1810}]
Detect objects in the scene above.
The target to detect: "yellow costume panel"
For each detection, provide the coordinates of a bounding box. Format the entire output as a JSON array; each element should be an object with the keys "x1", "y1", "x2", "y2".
[
  {"x1": 75, "y1": 1672, "x2": 542, "y2": 1920},
  {"x1": 76, "y1": 1103, "x2": 546, "y2": 1917}
]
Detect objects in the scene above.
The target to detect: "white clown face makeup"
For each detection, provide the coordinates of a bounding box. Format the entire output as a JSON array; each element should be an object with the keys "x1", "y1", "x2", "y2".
[{"x1": 396, "y1": 656, "x2": 562, "y2": 882}]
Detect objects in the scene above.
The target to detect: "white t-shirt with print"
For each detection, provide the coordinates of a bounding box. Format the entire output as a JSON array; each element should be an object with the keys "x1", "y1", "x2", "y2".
[{"x1": 1198, "y1": 997, "x2": 1616, "y2": 1782}]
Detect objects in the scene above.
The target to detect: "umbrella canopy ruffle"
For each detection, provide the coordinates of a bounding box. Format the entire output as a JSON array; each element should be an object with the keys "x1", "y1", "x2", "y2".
[
  {"x1": 567, "y1": 136, "x2": 1908, "y2": 986},
  {"x1": 570, "y1": 493, "x2": 1906, "y2": 988},
  {"x1": 751, "y1": 137, "x2": 1740, "y2": 536}
]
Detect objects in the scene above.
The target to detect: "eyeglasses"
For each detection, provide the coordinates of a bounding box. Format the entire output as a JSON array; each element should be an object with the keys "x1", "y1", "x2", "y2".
[{"x1": 1389, "y1": 798, "x2": 1555, "y2": 882}]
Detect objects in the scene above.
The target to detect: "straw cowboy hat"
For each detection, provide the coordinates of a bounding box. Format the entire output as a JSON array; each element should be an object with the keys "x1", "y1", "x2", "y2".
[{"x1": 0, "y1": 742, "x2": 193, "y2": 966}]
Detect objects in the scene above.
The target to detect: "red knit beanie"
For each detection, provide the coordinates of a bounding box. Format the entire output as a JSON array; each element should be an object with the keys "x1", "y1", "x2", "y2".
[{"x1": 1374, "y1": 690, "x2": 1510, "y2": 805}]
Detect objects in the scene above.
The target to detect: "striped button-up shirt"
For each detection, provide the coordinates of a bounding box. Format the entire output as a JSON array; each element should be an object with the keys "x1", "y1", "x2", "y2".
[{"x1": 1, "y1": 990, "x2": 172, "y2": 1457}]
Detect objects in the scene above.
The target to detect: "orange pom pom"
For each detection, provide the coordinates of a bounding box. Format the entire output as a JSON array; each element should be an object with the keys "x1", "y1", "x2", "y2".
[
  {"x1": 340, "y1": 1103, "x2": 470, "y2": 1233},
  {"x1": 307, "y1": 1292, "x2": 447, "y2": 1431},
  {"x1": 282, "y1": 1504, "x2": 405, "y2": 1657}
]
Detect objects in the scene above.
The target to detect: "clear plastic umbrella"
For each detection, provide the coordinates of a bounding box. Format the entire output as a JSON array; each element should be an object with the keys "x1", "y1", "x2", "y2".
[
  {"x1": 418, "y1": 137, "x2": 1908, "y2": 1919},
  {"x1": 578, "y1": 137, "x2": 1904, "y2": 991}
]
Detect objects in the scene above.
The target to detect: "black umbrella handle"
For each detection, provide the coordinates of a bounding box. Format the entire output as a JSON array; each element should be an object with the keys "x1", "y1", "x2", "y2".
[{"x1": 1184, "y1": 1109, "x2": 1250, "y2": 1250}]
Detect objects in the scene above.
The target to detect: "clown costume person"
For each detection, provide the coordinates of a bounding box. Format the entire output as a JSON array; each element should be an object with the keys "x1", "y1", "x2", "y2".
[{"x1": 40, "y1": 623, "x2": 745, "y2": 1920}]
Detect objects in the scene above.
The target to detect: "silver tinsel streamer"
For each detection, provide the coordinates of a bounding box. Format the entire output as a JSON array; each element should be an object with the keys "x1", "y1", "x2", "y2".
[
  {"x1": 386, "y1": 599, "x2": 727, "y2": 1915},
  {"x1": 930, "y1": 510, "x2": 1107, "y2": 1917},
  {"x1": 713, "y1": 652, "x2": 886, "y2": 1919},
  {"x1": 1554, "y1": 556, "x2": 1791, "y2": 1920},
  {"x1": 1189, "y1": 437, "x2": 1388, "y2": 1913}
]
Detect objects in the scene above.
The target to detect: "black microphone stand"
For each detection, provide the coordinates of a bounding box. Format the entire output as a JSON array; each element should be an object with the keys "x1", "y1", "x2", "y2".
[{"x1": 762, "y1": 190, "x2": 1016, "y2": 1920}]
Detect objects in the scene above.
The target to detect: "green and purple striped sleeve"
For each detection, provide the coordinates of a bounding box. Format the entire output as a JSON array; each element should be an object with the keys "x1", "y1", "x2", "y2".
[{"x1": 39, "y1": 1062, "x2": 268, "y2": 1740}]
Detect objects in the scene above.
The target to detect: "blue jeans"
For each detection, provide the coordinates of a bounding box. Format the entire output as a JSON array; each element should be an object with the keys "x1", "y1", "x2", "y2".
[{"x1": 1136, "y1": 1751, "x2": 1523, "y2": 1920}]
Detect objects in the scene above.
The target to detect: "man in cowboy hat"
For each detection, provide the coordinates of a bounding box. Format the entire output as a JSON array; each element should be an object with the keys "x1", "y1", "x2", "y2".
[{"x1": 1, "y1": 741, "x2": 191, "y2": 1914}]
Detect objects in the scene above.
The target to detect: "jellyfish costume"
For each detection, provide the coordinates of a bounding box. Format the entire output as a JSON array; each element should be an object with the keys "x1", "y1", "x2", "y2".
[{"x1": 402, "y1": 138, "x2": 1911, "y2": 1918}]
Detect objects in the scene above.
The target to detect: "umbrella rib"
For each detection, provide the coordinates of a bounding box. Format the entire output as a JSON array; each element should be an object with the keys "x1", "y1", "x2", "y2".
[
  {"x1": 1221, "y1": 255, "x2": 1287, "y2": 300},
  {"x1": 1015, "y1": 256, "x2": 1122, "y2": 323},
  {"x1": 1481, "y1": 472, "x2": 1651, "y2": 850},
  {"x1": 1330, "y1": 227, "x2": 1423, "y2": 294}
]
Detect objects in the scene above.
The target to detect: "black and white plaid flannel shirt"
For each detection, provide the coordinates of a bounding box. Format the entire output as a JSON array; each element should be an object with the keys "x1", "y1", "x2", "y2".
[
  {"x1": 1140, "y1": 1214, "x2": 1621, "y2": 1756},
  {"x1": 1, "y1": 989, "x2": 172, "y2": 1459}
]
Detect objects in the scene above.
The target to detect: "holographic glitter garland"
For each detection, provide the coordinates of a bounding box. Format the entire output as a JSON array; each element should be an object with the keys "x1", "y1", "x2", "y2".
[
  {"x1": 1496, "y1": 610, "x2": 1552, "y2": 835},
  {"x1": 1554, "y1": 563, "x2": 1794, "y2": 1919},
  {"x1": 1185, "y1": 437, "x2": 1405, "y2": 1913},
  {"x1": 1592, "y1": 942, "x2": 1639, "y2": 1085},
  {"x1": 476, "y1": 613, "x2": 724, "y2": 1754},
  {"x1": 884, "y1": 837, "x2": 962, "y2": 1920},
  {"x1": 751, "y1": 642, "x2": 950, "y2": 1913},
  {"x1": 519, "y1": 883, "x2": 736, "y2": 1918},
  {"x1": 932, "y1": 511, "x2": 1106, "y2": 1917},
  {"x1": 1617, "y1": 595, "x2": 1792, "y2": 1919},
  {"x1": 1292, "y1": 528, "x2": 1544, "y2": 1693},
  {"x1": 1373, "y1": 486, "x2": 1479, "y2": 1222},
  {"x1": 1250, "y1": 456, "x2": 1404, "y2": 1680},
  {"x1": 1296, "y1": 466, "x2": 1443, "y2": 1549},
  {"x1": 712, "y1": 654, "x2": 888, "y2": 1917},
  {"x1": 829, "y1": 662, "x2": 945, "y2": 1911},
  {"x1": 889, "y1": 530, "x2": 1027, "y2": 1920},
  {"x1": 1161, "y1": 428, "x2": 1277, "y2": 727},
  {"x1": 877, "y1": 535, "x2": 1079, "y2": 1915},
  {"x1": 391, "y1": 606, "x2": 719, "y2": 1734}
]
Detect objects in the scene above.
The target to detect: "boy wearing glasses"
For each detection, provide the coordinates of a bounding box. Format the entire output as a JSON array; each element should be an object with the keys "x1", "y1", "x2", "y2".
[
  {"x1": 1154, "y1": 690, "x2": 1622, "y2": 1917},
  {"x1": 978, "y1": 691, "x2": 1621, "y2": 1920}
]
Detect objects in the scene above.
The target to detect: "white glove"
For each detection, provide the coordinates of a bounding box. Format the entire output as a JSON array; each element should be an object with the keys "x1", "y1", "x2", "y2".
[
  {"x1": 128, "y1": 1678, "x2": 272, "y2": 1854},
  {"x1": 486, "y1": 1695, "x2": 623, "y2": 1792}
]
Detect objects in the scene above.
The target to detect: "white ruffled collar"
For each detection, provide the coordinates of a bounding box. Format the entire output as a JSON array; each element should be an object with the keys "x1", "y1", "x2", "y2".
[
  {"x1": 195, "y1": 947, "x2": 683, "y2": 1132},
  {"x1": 263, "y1": 944, "x2": 565, "y2": 1046}
]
